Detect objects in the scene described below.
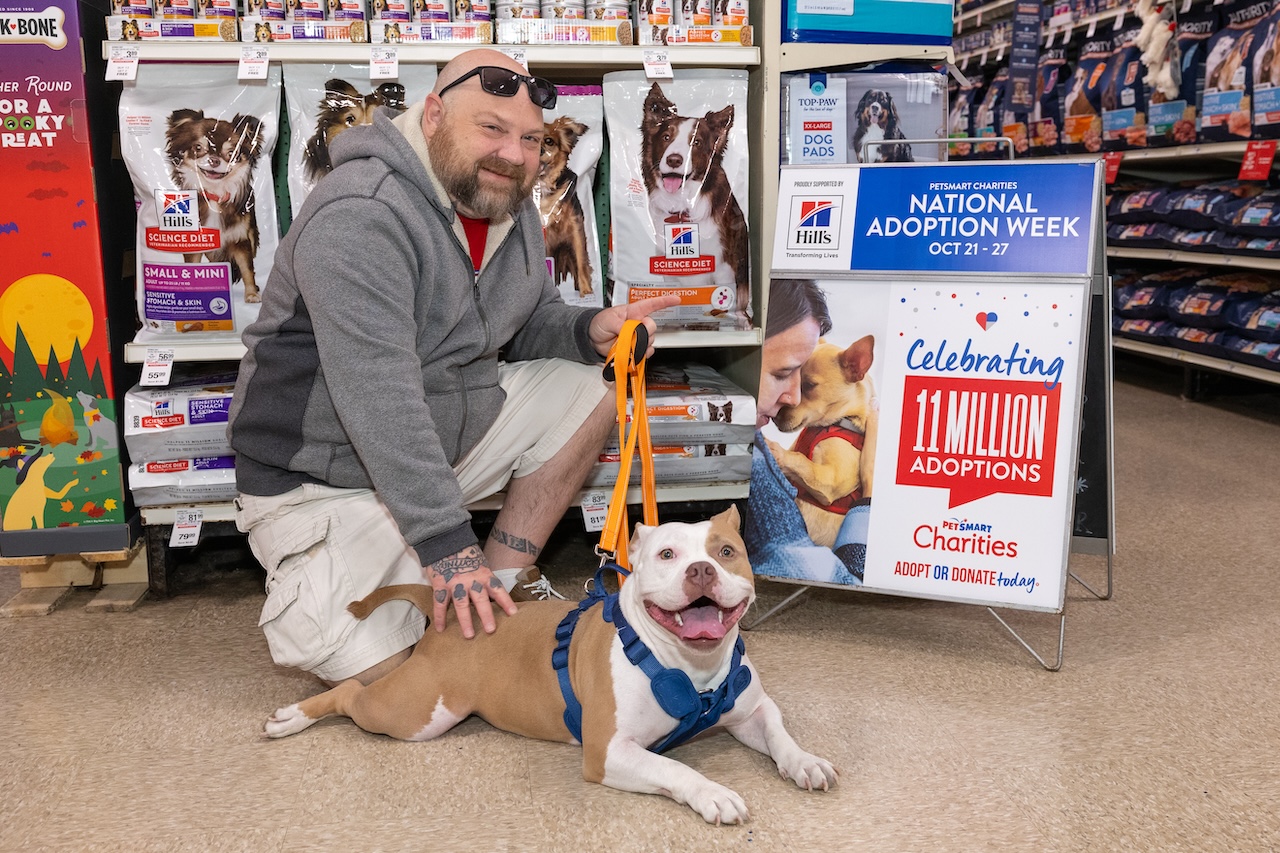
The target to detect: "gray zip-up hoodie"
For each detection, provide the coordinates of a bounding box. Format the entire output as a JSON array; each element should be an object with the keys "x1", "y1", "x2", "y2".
[{"x1": 228, "y1": 102, "x2": 602, "y2": 568}]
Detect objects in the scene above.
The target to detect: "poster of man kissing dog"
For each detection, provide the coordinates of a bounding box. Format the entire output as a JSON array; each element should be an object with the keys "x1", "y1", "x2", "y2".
[{"x1": 748, "y1": 277, "x2": 1087, "y2": 613}]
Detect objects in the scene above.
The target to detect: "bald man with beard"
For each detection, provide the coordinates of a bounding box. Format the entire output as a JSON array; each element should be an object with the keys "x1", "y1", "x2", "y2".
[{"x1": 229, "y1": 49, "x2": 678, "y2": 687}]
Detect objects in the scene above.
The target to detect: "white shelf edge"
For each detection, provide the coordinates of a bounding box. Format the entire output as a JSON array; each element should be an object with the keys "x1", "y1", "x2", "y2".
[
  {"x1": 1114, "y1": 338, "x2": 1280, "y2": 386},
  {"x1": 140, "y1": 480, "x2": 749, "y2": 525},
  {"x1": 954, "y1": 0, "x2": 1016, "y2": 30},
  {"x1": 777, "y1": 43, "x2": 952, "y2": 74},
  {"x1": 653, "y1": 328, "x2": 762, "y2": 348},
  {"x1": 102, "y1": 40, "x2": 759, "y2": 67},
  {"x1": 1106, "y1": 247, "x2": 1280, "y2": 273}
]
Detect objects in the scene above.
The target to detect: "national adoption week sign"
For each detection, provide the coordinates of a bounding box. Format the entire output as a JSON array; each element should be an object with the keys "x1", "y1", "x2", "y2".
[{"x1": 767, "y1": 162, "x2": 1101, "y2": 613}]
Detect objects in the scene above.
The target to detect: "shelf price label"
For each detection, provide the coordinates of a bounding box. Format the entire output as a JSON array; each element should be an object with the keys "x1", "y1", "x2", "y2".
[
  {"x1": 370, "y1": 46, "x2": 399, "y2": 80},
  {"x1": 238, "y1": 45, "x2": 270, "y2": 80},
  {"x1": 643, "y1": 50, "x2": 673, "y2": 80},
  {"x1": 141, "y1": 347, "x2": 175, "y2": 387},
  {"x1": 1239, "y1": 141, "x2": 1277, "y2": 181},
  {"x1": 499, "y1": 47, "x2": 528, "y2": 70},
  {"x1": 580, "y1": 490, "x2": 608, "y2": 533},
  {"x1": 169, "y1": 509, "x2": 204, "y2": 549},
  {"x1": 106, "y1": 44, "x2": 139, "y2": 81},
  {"x1": 1103, "y1": 151, "x2": 1124, "y2": 184}
]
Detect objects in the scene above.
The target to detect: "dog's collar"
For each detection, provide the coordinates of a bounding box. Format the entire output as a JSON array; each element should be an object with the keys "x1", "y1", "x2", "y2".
[
  {"x1": 552, "y1": 564, "x2": 751, "y2": 754},
  {"x1": 663, "y1": 211, "x2": 692, "y2": 224},
  {"x1": 202, "y1": 189, "x2": 232, "y2": 204}
]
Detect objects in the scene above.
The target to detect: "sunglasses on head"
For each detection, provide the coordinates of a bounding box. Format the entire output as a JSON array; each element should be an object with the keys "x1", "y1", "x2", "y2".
[{"x1": 437, "y1": 66, "x2": 558, "y2": 110}]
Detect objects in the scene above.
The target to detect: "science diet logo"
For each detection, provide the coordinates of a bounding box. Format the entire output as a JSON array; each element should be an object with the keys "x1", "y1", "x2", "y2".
[
  {"x1": 787, "y1": 197, "x2": 841, "y2": 249},
  {"x1": 666, "y1": 223, "x2": 699, "y2": 258},
  {"x1": 155, "y1": 190, "x2": 198, "y2": 231}
]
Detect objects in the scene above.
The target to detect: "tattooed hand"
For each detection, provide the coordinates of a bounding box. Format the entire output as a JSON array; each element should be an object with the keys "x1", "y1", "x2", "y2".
[{"x1": 423, "y1": 545, "x2": 517, "y2": 639}]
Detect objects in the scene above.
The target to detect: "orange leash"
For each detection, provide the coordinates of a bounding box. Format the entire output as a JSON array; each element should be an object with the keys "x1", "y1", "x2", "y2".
[{"x1": 597, "y1": 320, "x2": 658, "y2": 580}]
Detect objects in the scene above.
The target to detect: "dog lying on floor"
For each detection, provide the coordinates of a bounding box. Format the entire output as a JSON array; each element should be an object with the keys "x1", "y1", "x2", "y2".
[{"x1": 264, "y1": 507, "x2": 837, "y2": 824}]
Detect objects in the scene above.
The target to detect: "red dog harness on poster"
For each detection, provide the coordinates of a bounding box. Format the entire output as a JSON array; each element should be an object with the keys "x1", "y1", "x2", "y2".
[{"x1": 791, "y1": 418, "x2": 864, "y2": 515}]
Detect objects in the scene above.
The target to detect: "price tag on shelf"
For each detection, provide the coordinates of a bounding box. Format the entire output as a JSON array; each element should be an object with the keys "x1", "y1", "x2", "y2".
[
  {"x1": 643, "y1": 50, "x2": 673, "y2": 79},
  {"x1": 106, "y1": 44, "x2": 139, "y2": 81},
  {"x1": 995, "y1": 45, "x2": 1005, "y2": 63},
  {"x1": 500, "y1": 47, "x2": 528, "y2": 70},
  {"x1": 976, "y1": 8, "x2": 982, "y2": 26},
  {"x1": 238, "y1": 45, "x2": 270, "y2": 80},
  {"x1": 1181, "y1": 0, "x2": 1192, "y2": 12},
  {"x1": 961, "y1": 55, "x2": 970, "y2": 71},
  {"x1": 1103, "y1": 151, "x2": 1124, "y2": 184},
  {"x1": 580, "y1": 491, "x2": 608, "y2": 533},
  {"x1": 1044, "y1": 28, "x2": 1055, "y2": 48},
  {"x1": 1086, "y1": 18, "x2": 1097, "y2": 37},
  {"x1": 979, "y1": 49, "x2": 988, "y2": 66},
  {"x1": 1112, "y1": 10, "x2": 1124, "y2": 30},
  {"x1": 370, "y1": 46, "x2": 399, "y2": 80},
  {"x1": 169, "y1": 509, "x2": 204, "y2": 549},
  {"x1": 141, "y1": 347, "x2": 175, "y2": 387},
  {"x1": 1239, "y1": 140, "x2": 1277, "y2": 181}
]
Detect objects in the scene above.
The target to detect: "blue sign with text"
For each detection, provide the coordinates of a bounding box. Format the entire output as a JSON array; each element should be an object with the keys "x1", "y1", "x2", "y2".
[{"x1": 848, "y1": 163, "x2": 1096, "y2": 275}]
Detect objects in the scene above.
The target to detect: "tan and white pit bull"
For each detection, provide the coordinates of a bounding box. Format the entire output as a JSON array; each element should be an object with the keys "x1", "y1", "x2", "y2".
[{"x1": 264, "y1": 506, "x2": 838, "y2": 824}]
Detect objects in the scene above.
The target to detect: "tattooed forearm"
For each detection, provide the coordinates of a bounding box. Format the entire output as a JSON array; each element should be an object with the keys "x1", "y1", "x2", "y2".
[
  {"x1": 489, "y1": 527, "x2": 541, "y2": 558},
  {"x1": 428, "y1": 545, "x2": 486, "y2": 583}
]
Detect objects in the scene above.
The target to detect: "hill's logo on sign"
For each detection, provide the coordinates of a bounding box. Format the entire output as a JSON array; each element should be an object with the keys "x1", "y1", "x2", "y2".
[
  {"x1": 147, "y1": 189, "x2": 219, "y2": 252},
  {"x1": 666, "y1": 223, "x2": 699, "y2": 258},
  {"x1": 787, "y1": 197, "x2": 841, "y2": 250}
]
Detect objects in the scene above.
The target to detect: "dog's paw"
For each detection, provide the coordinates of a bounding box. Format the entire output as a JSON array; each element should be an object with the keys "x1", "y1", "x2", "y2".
[
  {"x1": 778, "y1": 751, "x2": 839, "y2": 792},
  {"x1": 264, "y1": 703, "x2": 315, "y2": 738},
  {"x1": 244, "y1": 291, "x2": 262, "y2": 304},
  {"x1": 685, "y1": 781, "x2": 749, "y2": 825}
]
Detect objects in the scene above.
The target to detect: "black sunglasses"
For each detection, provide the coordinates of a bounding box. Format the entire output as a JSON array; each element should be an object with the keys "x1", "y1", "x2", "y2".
[{"x1": 437, "y1": 65, "x2": 558, "y2": 110}]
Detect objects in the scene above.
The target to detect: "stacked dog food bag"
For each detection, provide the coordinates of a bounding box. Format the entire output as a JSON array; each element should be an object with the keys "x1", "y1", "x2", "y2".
[
  {"x1": 124, "y1": 368, "x2": 240, "y2": 507},
  {"x1": 586, "y1": 364, "x2": 757, "y2": 488}
]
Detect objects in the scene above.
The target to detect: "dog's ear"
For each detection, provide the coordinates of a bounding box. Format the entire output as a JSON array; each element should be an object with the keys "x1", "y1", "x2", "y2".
[
  {"x1": 551, "y1": 115, "x2": 589, "y2": 147},
  {"x1": 167, "y1": 108, "x2": 205, "y2": 131},
  {"x1": 839, "y1": 335, "x2": 875, "y2": 383},
  {"x1": 711, "y1": 504, "x2": 741, "y2": 533},
  {"x1": 231, "y1": 113, "x2": 265, "y2": 157},
  {"x1": 703, "y1": 103, "x2": 734, "y2": 135},
  {"x1": 373, "y1": 82, "x2": 407, "y2": 110},
  {"x1": 642, "y1": 83, "x2": 676, "y2": 128},
  {"x1": 855, "y1": 89, "x2": 875, "y2": 116},
  {"x1": 323, "y1": 78, "x2": 363, "y2": 110}
]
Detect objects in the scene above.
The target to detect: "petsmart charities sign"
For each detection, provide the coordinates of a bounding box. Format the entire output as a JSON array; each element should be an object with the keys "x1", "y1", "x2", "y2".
[{"x1": 761, "y1": 161, "x2": 1101, "y2": 613}]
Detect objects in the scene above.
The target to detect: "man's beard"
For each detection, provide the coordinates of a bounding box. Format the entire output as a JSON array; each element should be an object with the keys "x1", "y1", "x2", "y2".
[{"x1": 428, "y1": 118, "x2": 533, "y2": 220}]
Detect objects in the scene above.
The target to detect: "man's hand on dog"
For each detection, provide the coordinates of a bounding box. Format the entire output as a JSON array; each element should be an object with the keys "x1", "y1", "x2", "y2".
[
  {"x1": 588, "y1": 294, "x2": 682, "y2": 360},
  {"x1": 423, "y1": 545, "x2": 516, "y2": 639}
]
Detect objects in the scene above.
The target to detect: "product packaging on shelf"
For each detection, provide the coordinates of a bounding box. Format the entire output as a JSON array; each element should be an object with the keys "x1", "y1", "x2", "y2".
[
  {"x1": 283, "y1": 63, "x2": 438, "y2": 216},
  {"x1": 128, "y1": 456, "x2": 238, "y2": 506},
  {"x1": 605, "y1": 68, "x2": 752, "y2": 331},
  {"x1": 1200, "y1": 0, "x2": 1270, "y2": 143},
  {"x1": 1147, "y1": 6, "x2": 1217, "y2": 147},
  {"x1": 120, "y1": 63, "x2": 282, "y2": 343},
  {"x1": 123, "y1": 370, "x2": 238, "y2": 464},
  {"x1": 781, "y1": 0, "x2": 951, "y2": 46}
]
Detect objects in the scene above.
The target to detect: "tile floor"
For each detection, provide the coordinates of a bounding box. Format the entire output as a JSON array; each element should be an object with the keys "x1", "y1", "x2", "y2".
[{"x1": 1, "y1": 356, "x2": 1278, "y2": 852}]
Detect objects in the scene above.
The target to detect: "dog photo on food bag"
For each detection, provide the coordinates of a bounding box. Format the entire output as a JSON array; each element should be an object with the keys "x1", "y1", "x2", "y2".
[
  {"x1": 263, "y1": 507, "x2": 837, "y2": 825},
  {"x1": 640, "y1": 82, "x2": 750, "y2": 317},
  {"x1": 536, "y1": 116, "x2": 594, "y2": 297},
  {"x1": 304, "y1": 79, "x2": 407, "y2": 182},
  {"x1": 165, "y1": 109, "x2": 267, "y2": 302}
]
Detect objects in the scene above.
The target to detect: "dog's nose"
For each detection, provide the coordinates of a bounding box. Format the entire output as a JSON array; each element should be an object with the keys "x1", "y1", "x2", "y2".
[
  {"x1": 684, "y1": 561, "x2": 718, "y2": 593},
  {"x1": 665, "y1": 153, "x2": 684, "y2": 170}
]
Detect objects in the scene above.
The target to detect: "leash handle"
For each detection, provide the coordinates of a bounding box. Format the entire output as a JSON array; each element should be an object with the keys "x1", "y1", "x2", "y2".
[{"x1": 598, "y1": 320, "x2": 658, "y2": 579}]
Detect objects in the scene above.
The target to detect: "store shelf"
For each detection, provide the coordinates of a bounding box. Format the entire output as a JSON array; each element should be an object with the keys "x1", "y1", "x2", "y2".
[
  {"x1": 955, "y1": 41, "x2": 1009, "y2": 67},
  {"x1": 138, "y1": 479, "x2": 749, "y2": 526},
  {"x1": 1114, "y1": 338, "x2": 1280, "y2": 387},
  {"x1": 1107, "y1": 247, "x2": 1280, "y2": 273},
  {"x1": 953, "y1": 0, "x2": 1015, "y2": 31},
  {"x1": 102, "y1": 40, "x2": 759, "y2": 68},
  {"x1": 122, "y1": 328, "x2": 761, "y2": 364},
  {"x1": 777, "y1": 42, "x2": 951, "y2": 74}
]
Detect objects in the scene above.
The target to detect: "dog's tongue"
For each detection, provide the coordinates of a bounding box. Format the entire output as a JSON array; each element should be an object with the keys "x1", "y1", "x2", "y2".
[
  {"x1": 663, "y1": 176, "x2": 685, "y2": 193},
  {"x1": 677, "y1": 604, "x2": 726, "y2": 641}
]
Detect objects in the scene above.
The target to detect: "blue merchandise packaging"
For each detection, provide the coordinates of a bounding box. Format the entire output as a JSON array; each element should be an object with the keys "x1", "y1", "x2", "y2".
[{"x1": 782, "y1": 0, "x2": 952, "y2": 46}]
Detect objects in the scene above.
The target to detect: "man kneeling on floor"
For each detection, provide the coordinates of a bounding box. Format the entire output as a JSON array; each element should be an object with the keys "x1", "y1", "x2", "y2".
[{"x1": 228, "y1": 48, "x2": 676, "y2": 687}]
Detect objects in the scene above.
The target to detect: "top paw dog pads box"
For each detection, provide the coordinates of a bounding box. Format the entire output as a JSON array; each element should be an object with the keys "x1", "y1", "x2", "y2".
[
  {"x1": 605, "y1": 69, "x2": 751, "y2": 332},
  {"x1": 120, "y1": 64, "x2": 282, "y2": 342}
]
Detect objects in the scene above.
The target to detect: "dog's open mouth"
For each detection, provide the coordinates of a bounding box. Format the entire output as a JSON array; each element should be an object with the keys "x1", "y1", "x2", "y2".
[
  {"x1": 660, "y1": 173, "x2": 687, "y2": 193},
  {"x1": 646, "y1": 596, "x2": 748, "y2": 645},
  {"x1": 199, "y1": 166, "x2": 230, "y2": 182}
]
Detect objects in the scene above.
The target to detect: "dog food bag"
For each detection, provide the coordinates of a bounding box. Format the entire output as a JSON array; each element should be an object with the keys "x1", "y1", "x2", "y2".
[
  {"x1": 1029, "y1": 47, "x2": 1070, "y2": 156},
  {"x1": 1250, "y1": 3, "x2": 1280, "y2": 138},
  {"x1": 604, "y1": 69, "x2": 752, "y2": 331},
  {"x1": 841, "y1": 62, "x2": 947, "y2": 163},
  {"x1": 1201, "y1": 0, "x2": 1271, "y2": 142},
  {"x1": 947, "y1": 75, "x2": 981, "y2": 160},
  {"x1": 585, "y1": 444, "x2": 753, "y2": 488},
  {"x1": 120, "y1": 64, "x2": 282, "y2": 343},
  {"x1": 1114, "y1": 315, "x2": 1178, "y2": 343},
  {"x1": 283, "y1": 63, "x2": 436, "y2": 218},
  {"x1": 1222, "y1": 333, "x2": 1280, "y2": 367},
  {"x1": 123, "y1": 368, "x2": 238, "y2": 463},
  {"x1": 128, "y1": 456, "x2": 238, "y2": 507},
  {"x1": 1063, "y1": 34, "x2": 1112, "y2": 153},
  {"x1": 618, "y1": 362, "x2": 757, "y2": 445},
  {"x1": 1160, "y1": 179, "x2": 1267, "y2": 230},
  {"x1": 1102, "y1": 20, "x2": 1150, "y2": 151},
  {"x1": 1225, "y1": 291, "x2": 1280, "y2": 342},
  {"x1": 1148, "y1": 7, "x2": 1219, "y2": 147},
  {"x1": 533, "y1": 86, "x2": 604, "y2": 308},
  {"x1": 971, "y1": 66, "x2": 1007, "y2": 159},
  {"x1": 1211, "y1": 230, "x2": 1280, "y2": 256}
]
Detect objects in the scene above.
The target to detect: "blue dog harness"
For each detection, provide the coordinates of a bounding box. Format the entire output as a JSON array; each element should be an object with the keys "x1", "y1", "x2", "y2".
[{"x1": 552, "y1": 565, "x2": 752, "y2": 755}]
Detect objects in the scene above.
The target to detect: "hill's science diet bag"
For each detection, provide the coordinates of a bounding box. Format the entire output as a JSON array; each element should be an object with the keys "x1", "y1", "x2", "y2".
[
  {"x1": 283, "y1": 63, "x2": 437, "y2": 217},
  {"x1": 120, "y1": 64, "x2": 282, "y2": 342},
  {"x1": 604, "y1": 69, "x2": 751, "y2": 331}
]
